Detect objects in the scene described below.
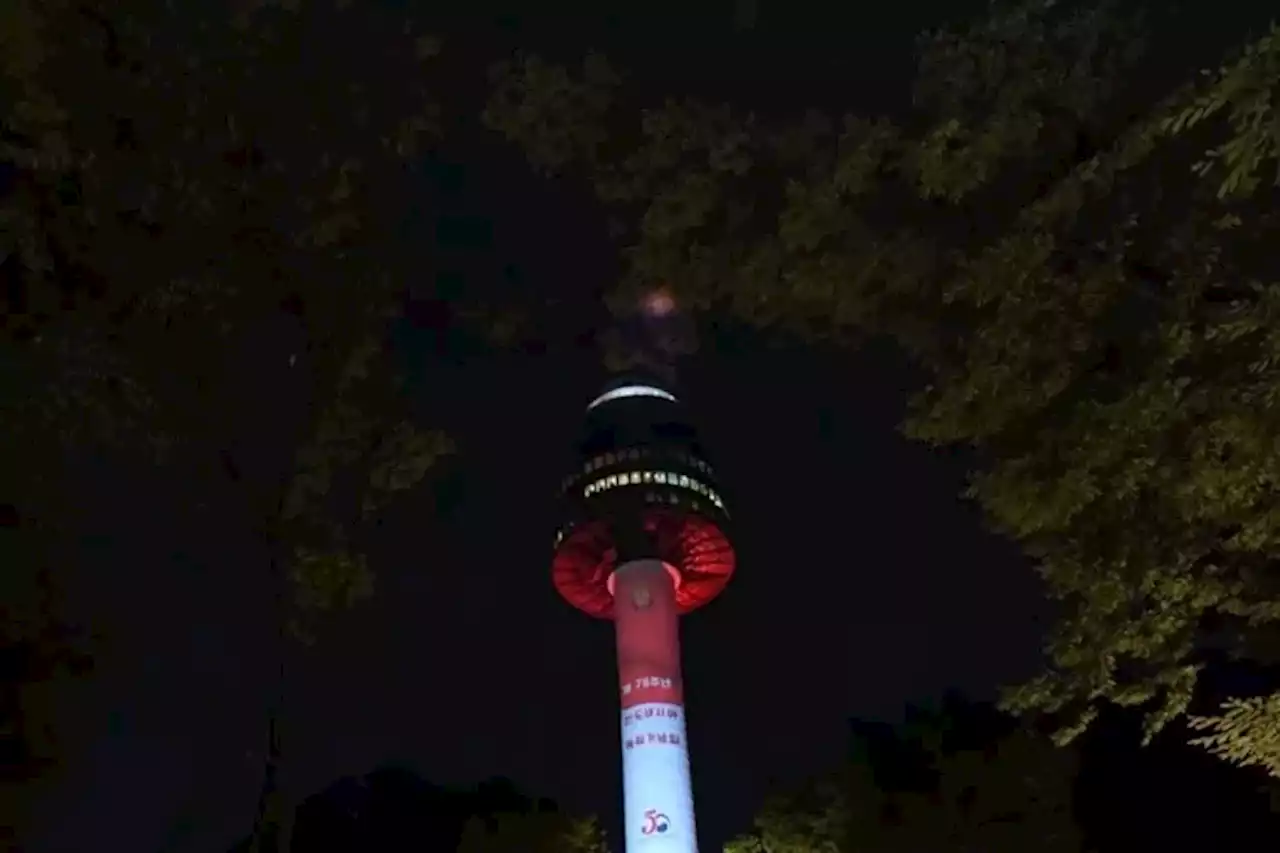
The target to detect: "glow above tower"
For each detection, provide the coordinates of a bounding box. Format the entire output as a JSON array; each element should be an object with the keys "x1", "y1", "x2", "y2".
[{"x1": 552, "y1": 374, "x2": 736, "y2": 853}]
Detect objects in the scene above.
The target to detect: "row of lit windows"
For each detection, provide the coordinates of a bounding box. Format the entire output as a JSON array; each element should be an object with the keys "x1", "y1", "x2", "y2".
[
  {"x1": 642, "y1": 489, "x2": 719, "y2": 515},
  {"x1": 553, "y1": 486, "x2": 721, "y2": 549},
  {"x1": 583, "y1": 447, "x2": 712, "y2": 477},
  {"x1": 584, "y1": 469, "x2": 726, "y2": 512},
  {"x1": 560, "y1": 447, "x2": 713, "y2": 494}
]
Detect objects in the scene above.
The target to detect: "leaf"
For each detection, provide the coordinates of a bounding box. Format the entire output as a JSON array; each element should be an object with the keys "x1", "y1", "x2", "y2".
[
  {"x1": 363, "y1": 423, "x2": 453, "y2": 513},
  {"x1": 288, "y1": 546, "x2": 373, "y2": 616}
]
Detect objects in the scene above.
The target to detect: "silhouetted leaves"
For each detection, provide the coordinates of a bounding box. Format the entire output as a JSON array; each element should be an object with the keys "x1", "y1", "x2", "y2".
[
  {"x1": 1163, "y1": 22, "x2": 1280, "y2": 199},
  {"x1": 726, "y1": 701, "x2": 1081, "y2": 853},
  {"x1": 458, "y1": 810, "x2": 609, "y2": 853},
  {"x1": 2, "y1": 1, "x2": 455, "y2": 849}
]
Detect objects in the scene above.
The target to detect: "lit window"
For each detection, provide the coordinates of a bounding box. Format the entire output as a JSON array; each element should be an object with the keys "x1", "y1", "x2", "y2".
[
  {"x1": 643, "y1": 471, "x2": 654, "y2": 483},
  {"x1": 678, "y1": 475, "x2": 690, "y2": 487},
  {"x1": 655, "y1": 472, "x2": 667, "y2": 484},
  {"x1": 629, "y1": 472, "x2": 641, "y2": 484}
]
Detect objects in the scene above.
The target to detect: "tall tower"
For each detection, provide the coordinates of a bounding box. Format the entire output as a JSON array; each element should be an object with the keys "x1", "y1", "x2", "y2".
[{"x1": 552, "y1": 374, "x2": 736, "y2": 852}]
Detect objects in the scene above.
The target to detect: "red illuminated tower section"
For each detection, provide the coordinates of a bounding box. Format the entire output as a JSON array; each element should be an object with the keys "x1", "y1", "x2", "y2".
[{"x1": 552, "y1": 376, "x2": 735, "y2": 853}]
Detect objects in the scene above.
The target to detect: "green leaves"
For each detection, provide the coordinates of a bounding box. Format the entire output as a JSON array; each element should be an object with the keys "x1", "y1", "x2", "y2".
[
  {"x1": 457, "y1": 810, "x2": 610, "y2": 853},
  {"x1": 482, "y1": 53, "x2": 618, "y2": 175},
  {"x1": 286, "y1": 546, "x2": 373, "y2": 644},
  {"x1": 363, "y1": 422, "x2": 454, "y2": 515},
  {"x1": 278, "y1": 333, "x2": 453, "y2": 648},
  {"x1": 1161, "y1": 22, "x2": 1280, "y2": 199},
  {"x1": 724, "y1": 705, "x2": 1081, "y2": 853},
  {"x1": 1189, "y1": 692, "x2": 1280, "y2": 778}
]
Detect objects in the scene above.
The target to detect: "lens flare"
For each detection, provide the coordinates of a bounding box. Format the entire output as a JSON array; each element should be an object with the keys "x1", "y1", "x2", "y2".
[{"x1": 641, "y1": 288, "x2": 677, "y2": 318}]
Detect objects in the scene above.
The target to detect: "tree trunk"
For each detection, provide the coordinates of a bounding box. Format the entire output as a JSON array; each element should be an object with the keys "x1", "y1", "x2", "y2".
[
  {"x1": 249, "y1": 547, "x2": 294, "y2": 853},
  {"x1": 248, "y1": 708, "x2": 287, "y2": 853}
]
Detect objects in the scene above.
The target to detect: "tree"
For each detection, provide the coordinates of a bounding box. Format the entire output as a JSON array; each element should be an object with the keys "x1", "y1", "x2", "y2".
[
  {"x1": 458, "y1": 808, "x2": 610, "y2": 853},
  {"x1": 2, "y1": 1, "x2": 454, "y2": 848},
  {"x1": 483, "y1": 0, "x2": 1280, "y2": 771},
  {"x1": 0, "y1": 513, "x2": 95, "y2": 848},
  {"x1": 725, "y1": 699, "x2": 1081, "y2": 853}
]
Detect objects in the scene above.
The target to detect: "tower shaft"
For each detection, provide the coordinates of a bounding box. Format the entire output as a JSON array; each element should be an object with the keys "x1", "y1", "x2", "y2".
[{"x1": 613, "y1": 559, "x2": 698, "y2": 852}]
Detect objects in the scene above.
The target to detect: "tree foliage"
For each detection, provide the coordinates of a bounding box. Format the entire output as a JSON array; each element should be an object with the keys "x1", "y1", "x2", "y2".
[
  {"x1": 2, "y1": 0, "x2": 453, "y2": 848},
  {"x1": 725, "y1": 701, "x2": 1081, "y2": 853},
  {"x1": 1189, "y1": 692, "x2": 1280, "y2": 779},
  {"x1": 458, "y1": 810, "x2": 610, "y2": 853},
  {"x1": 484, "y1": 0, "x2": 1280, "y2": 768},
  {"x1": 1163, "y1": 21, "x2": 1280, "y2": 200}
]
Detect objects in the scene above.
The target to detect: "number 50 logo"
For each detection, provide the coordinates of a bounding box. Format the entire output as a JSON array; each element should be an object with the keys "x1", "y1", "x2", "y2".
[{"x1": 641, "y1": 809, "x2": 670, "y2": 835}]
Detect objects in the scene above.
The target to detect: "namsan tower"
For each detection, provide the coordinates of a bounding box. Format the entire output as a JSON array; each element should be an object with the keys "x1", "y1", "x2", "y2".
[{"x1": 551, "y1": 374, "x2": 736, "y2": 852}]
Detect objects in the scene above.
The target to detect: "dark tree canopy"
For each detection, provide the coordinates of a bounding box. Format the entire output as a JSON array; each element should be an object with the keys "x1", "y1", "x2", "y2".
[
  {"x1": 228, "y1": 768, "x2": 606, "y2": 853},
  {"x1": 2, "y1": 2, "x2": 453, "y2": 849},
  {"x1": 726, "y1": 698, "x2": 1082, "y2": 853}
]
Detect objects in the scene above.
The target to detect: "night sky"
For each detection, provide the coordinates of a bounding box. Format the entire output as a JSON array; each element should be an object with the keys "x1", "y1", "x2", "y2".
[{"x1": 17, "y1": 2, "x2": 1274, "y2": 851}]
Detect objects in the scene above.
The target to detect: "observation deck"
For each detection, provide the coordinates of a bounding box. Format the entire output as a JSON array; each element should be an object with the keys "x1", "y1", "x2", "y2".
[{"x1": 551, "y1": 375, "x2": 736, "y2": 618}]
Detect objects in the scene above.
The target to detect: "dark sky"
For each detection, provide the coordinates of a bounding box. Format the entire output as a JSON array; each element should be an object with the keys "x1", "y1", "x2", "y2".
[{"x1": 19, "y1": 2, "x2": 1275, "y2": 852}]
